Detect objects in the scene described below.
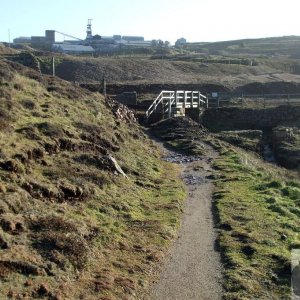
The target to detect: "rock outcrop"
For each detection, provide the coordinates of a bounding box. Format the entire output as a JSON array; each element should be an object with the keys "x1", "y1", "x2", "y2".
[{"x1": 272, "y1": 127, "x2": 300, "y2": 169}]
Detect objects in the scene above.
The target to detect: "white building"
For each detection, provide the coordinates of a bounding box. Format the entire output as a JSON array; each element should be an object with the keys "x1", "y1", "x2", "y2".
[{"x1": 52, "y1": 44, "x2": 94, "y2": 55}]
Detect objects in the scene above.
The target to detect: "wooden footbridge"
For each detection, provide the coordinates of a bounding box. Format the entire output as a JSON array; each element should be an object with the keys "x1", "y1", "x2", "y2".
[{"x1": 145, "y1": 90, "x2": 208, "y2": 121}]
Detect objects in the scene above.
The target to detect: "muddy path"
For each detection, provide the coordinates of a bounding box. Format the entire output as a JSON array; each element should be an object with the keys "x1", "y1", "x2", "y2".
[{"x1": 149, "y1": 143, "x2": 224, "y2": 300}]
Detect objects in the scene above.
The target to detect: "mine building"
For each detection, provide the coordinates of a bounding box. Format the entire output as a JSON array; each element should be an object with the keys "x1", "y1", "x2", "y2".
[
  {"x1": 12, "y1": 20, "x2": 169, "y2": 54},
  {"x1": 13, "y1": 36, "x2": 31, "y2": 44},
  {"x1": 51, "y1": 44, "x2": 94, "y2": 55}
]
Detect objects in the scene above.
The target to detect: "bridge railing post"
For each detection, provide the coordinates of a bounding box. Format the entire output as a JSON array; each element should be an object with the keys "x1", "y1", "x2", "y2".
[
  {"x1": 146, "y1": 90, "x2": 208, "y2": 121},
  {"x1": 168, "y1": 92, "x2": 172, "y2": 119}
]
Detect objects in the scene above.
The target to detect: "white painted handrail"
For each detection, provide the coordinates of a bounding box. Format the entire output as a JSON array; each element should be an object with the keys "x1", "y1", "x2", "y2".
[{"x1": 146, "y1": 90, "x2": 208, "y2": 120}]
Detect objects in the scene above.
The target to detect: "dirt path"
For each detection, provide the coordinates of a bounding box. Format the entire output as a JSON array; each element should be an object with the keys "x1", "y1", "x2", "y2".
[{"x1": 149, "y1": 144, "x2": 224, "y2": 300}]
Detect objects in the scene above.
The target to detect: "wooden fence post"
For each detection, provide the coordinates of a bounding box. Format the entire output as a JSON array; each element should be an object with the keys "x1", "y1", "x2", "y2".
[
  {"x1": 102, "y1": 77, "x2": 106, "y2": 97},
  {"x1": 52, "y1": 57, "x2": 55, "y2": 76}
]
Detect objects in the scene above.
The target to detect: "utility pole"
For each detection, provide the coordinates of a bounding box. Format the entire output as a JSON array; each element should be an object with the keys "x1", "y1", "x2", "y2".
[{"x1": 8, "y1": 29, "x2": 11, "y2": 47}]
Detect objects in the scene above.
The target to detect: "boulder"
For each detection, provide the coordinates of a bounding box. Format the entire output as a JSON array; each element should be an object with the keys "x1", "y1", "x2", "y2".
[{"x1": 106, "y1": 155, "x2": 128, "y2": 178}]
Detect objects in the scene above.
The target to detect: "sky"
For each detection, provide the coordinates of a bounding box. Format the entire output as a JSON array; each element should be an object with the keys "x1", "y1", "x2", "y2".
[{"x1": 1, "y1": 0, "x2": 300, "y2": 44}]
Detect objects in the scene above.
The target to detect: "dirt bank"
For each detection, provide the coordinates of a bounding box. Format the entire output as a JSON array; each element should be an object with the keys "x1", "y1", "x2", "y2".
[{"x1": 148, "y1": 144, "x2": 224, "y2": 300}]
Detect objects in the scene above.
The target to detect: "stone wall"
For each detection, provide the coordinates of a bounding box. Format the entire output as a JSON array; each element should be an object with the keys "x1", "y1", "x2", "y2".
[
  {"x1": 186, "y1": 108, "x2": 202, "y2": 123},
  {"x1": 116, "y1": 92, "x2": 137, "y2": 106},
  {"x1": 202, "y1": 105, "x2": 300, "y2": 132},
  {"x1": 8, "y1": 52, "x2": 41, "y2": 73},
  {"x1": 107, "y1": 83, "x2": 230, "y2": 95}
]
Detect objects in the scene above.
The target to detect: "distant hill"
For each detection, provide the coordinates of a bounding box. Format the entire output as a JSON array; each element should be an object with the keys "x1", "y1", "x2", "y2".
[
  {"x1": 51, "y1": 55, "x2": 300, "y2": 91},
  {"x1": 187, "y1": 36, "x2": 300, "y2": 58},
  {"x1": 2, "y1": 40, "x2": 300, "y2": 93}
]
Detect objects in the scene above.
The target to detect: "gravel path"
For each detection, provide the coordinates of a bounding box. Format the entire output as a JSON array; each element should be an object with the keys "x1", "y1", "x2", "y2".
[{"x1": 149, "y1": 146, "x2": 224, "y2": 300}]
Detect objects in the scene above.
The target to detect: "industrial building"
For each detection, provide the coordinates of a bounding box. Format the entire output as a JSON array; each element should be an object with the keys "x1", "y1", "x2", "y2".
[
  {"x1": 13, "y1": 36, "x2": 31, "y2": 44},
  {"x1": 51, "y1": 44, "x2": 95, "y2": 55},
  {"x1": 12, "y1": 20, "x2": 170, "y2": 55}
]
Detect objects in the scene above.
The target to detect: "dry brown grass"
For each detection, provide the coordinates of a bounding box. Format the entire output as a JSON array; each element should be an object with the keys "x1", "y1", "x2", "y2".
[{"x1": 0, "y1": 59, "x2": 185, "y2": 299}]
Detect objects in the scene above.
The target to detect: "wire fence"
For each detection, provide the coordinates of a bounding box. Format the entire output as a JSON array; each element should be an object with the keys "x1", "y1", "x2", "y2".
[{"x1": 207, "y1": 93, "x2": 300, "y2": 108}]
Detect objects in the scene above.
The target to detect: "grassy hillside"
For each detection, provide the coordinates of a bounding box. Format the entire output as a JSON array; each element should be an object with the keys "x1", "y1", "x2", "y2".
[
  {"x1": 187, "y1": 36, "x2": 300, "y2": 57},
  {"x1": 2, "y1": 40, "x2": 300, "y2": 91},
  {"x1": 213, "y1": 146, "x2": 300, "y2": 299},
  {"x1": 150, "y1": 117, "x2": 300, "y2": 300},
  {"x1": 0, "y1": 60, "x2": 185, "y2": 299},
  {"x1": 48, "y1": 55, "x2": 300, "y2": 92},
  {"x1": 0, "y1": 43, "x2": 18, "y2": 55}
]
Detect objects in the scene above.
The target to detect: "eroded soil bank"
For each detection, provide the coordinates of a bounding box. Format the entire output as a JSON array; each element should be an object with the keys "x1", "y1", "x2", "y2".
[{"x1": 148, "y1": 145, "x2": 224, "y2": 300}]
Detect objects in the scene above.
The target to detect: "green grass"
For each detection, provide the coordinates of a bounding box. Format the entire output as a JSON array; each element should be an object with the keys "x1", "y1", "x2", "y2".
[
  {"x1": 0, "y1": 60, "x2": 186, "y2": 299},
  {"x1": 148, "y1": 111, "x2": 299, "y2": 300},
  {"x1": 213, "y1": 148, "x2": 300, "y2": 299},
  {"x1": 215, "y1": 130, "x2": 262, "y2": 152},
  {"x1": 151, "y1": 117, "x2": 300, "y2": 299}
]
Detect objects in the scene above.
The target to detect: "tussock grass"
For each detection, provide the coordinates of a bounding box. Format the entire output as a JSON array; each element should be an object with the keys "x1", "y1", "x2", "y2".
[
  {"x1": 0, "y1": 60, "x2": 185, "y2": 299},
  {"x1": 213, "y1": 147, "x2": 300, "y2": 299},
  {"x1": 151, "y1": 116, "x2": 300, "y2": 299}
]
